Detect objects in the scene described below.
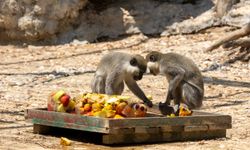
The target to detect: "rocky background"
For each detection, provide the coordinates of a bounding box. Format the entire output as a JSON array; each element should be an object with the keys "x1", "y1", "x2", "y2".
[{"x1": 0, "y1": 0, "x2": 249, "y2": 44}]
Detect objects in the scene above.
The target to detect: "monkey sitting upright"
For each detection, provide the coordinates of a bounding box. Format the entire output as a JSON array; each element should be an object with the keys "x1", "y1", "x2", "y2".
[
  {"x1": 91, "y1": 52, "x2": 153, "y2": 107},
  {"x1": 145, "y1": 51, "x2": 204, "y2": 115}
]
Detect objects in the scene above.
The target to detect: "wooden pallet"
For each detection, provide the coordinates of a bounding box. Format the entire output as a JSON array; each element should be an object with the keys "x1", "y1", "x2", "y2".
[{"x1": 25, "y1": 108, "x2": 232, "y2": 144}]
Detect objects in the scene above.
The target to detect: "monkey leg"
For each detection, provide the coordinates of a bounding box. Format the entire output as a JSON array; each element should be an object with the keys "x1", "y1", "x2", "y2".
[
  {"x1": 91, "y1": 75, "x2": 106, "y2": 94},
  {"x1": 162, "y1": 67, "x2": 185, "y2": 107},
  {"x1": 114, "y1": 82, "x2": 125, "y2": 95},
  {"x1": 105, "y1": 71, "x2": 123, "y2": 95},
  {"x1": 182, "y1": 83, "x2": 203, "y2": 109}
]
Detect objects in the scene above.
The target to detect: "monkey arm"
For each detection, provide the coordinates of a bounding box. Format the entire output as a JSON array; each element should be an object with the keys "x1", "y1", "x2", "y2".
[
  {"x1": 163, "y1": 66, "x2": 185, "y2": 105},
  {"x1": 125, "y1": 78, "x2": 153, "y2": 107}
]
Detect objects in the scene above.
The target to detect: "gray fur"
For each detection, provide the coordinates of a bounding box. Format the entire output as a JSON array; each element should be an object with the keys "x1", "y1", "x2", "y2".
[
  {"x1": 91, "y1": 52, "x2": 153, "y2": 107},
  {"x1": 146, "y1": 51, "x2": 204, "y2": 111}
]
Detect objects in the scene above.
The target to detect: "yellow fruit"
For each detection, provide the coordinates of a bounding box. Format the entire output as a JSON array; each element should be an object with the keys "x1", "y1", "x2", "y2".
[
  {"x1": 179, "y1": 106, "x2": 192, "y2": 116},
  {"x1": 92, "y1": 103, "x2": 103, "y2": 112},
  {"x1": 66, "y1": 100, "x2": 76, "y2": 111},
  {"x1": 121, "y1": 105, "x2": 133, "y2": 117},
  {"x1": 78, "y1": 107, "x2": 85, "y2": 114},
  {"x1": 57, "y1": 104, "x2": 66, "y2": 112},
  {"x1": 53, "y1": 90, "x2": 65, "y2": 103},
  {"x1": 167, "y1": 113, "x2": 176, "y2": 118},
  {"x1": 114, "y1": 114, "x2": 124, "y2": 119},
  {"x1": 103, "y1": 104, "x2": 113, "y2": 111},
  {"x1": 146, "y1": 95, "x2": 153, "y2": 100},
  {"x1": 85, "y1": 111, "x2": 94, "y2": 116},
  {"x1": 116, "y1": 102, "x2": 127, "y2": 115},
  {"x1": 83, "y1": 103, "x2": 92, "y2": 112},
  {"x1": 105, "y1": 110, "x2": 116, "y2": 118},
  {"x1": 93, "y1": 110, "x2": 107, "y2": 118},
  {"x1": 106, "y1": 97, "x2": 119, "y2": 103},
  {"x1": 60, "y1": 137, "x2": 71, "y2": 146},
  {"x1": 116, "y1": 95, "x2": 130, "y2": 100}
]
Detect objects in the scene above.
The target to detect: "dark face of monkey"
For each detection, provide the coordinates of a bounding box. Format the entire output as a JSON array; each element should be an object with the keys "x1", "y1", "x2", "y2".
[
  {"x1": 129, "y1": 56, "x2": 147, "y2": 81},
  {"x1": 145, "y1": 51, "x2": 162, "y2": 75}
]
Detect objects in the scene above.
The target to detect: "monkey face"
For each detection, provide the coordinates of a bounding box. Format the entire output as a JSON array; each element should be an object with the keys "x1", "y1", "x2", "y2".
[
  {"x1": 145, "y1": 51, "x2": 162, "y2": 76},
  {"x1": 127, "y1": 55, "x2": 147, "y2": 81}
]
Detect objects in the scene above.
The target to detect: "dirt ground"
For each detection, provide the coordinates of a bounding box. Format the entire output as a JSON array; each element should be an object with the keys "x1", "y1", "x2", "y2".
[{"x1": 0, "y1": 27, "x2": 250, "y2": 150}]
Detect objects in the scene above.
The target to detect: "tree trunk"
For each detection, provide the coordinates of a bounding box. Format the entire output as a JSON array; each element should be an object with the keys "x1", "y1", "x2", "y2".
[
  {"x1": 215, "y1": 0, "x2": 240, "y2": 17},
  {"x1": 206, "y1": 23, "x2": 250, "y2": 52}
]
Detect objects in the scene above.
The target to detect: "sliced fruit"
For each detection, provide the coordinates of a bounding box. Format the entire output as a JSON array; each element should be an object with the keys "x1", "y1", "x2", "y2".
[
  {"x1": 78, "y1": 107, "x2": 85, "y2": 114},
  {"x1": 60, "y1": 137, "x2": 71, "y2": 146},
  {"x1": 103, "y1": 104, "x2": 113, "y2": 111},
  {"x1": 47, "y1": 103, "x2": 54, "y2": 111},
  {"x1": 57, "y1": 104, "x2": 66, "y2": 112},
  {"x1": 106, "y1": 97, "x2": 119, "y2": 103},
  {"x1": 116, "y1": 95, "x2": 130, "y2": 100},
  {"x1": 85, "y1": 111, "x2": 94, "y2": 116},
  {"x1": 167, "y1": 113, "x2": 176, "y2": 118},
  {"x1": 105, "y1": 110, "x2": 116, "y2": 118},
  {"x1": 114, "y1": 114, "x2": 124, "y2": 119},
  {"x1": 66, "y1": 100, "x2": 76, "y2": 111},
  {"x1": 93, "y1": 110, "x2": 106, "y2": 118},
  {"x1": 92, "y1": 103, "x2": 102, "y2": 112},
  {"x1": 121, "y1": 105, "x2": 133, "y2": 117},
  {"x1": 116, "y1": 102, "x2": 127, "y2": 115},
  {"x1": 179, "y1": 106, "x2": 192, "y2": 116},
  {"x1": 83, "y1": 103, "x2": 92, "y2": 112},
  {"x1": 53, "y1": 90, "x2": 65, "y2": 103}
]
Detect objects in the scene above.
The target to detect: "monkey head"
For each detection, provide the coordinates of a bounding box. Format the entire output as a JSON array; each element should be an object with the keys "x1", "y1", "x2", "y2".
[
  {"x1": 145, "y1": 51, "x2": 162, "y2": 76},
  {"x1": 126, "y1": 55, "x2": 147, "y2": 81}
]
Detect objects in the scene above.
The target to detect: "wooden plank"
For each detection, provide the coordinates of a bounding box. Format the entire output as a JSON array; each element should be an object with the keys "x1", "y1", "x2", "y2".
[
  {"x1": 32, "y1": 118, "x2": 109, "y2": 133},
  {"x1": 102, "y1": 130, "x2": 227, "y2": 144},
  {"x1": 26, "y1": 109, "x2": 110, "y2": 133},
  {"x1": 33, "y1": 124, "x2": 51, "y2": 134},
  {"x1": 161, "y1": 125, "x2": 184, "y2": 132},
  {"x1": 184, "y1": 125, "x2": 208, "y2": 132},
  {"x1": 108, "y1": 115, "x2": 232, "y2": 128},
  {"x1": 209, "y1": 124, "x2": 232, "y2": 130},
  {"x1": 109, "y1": 128, "x2": 135, "y2": 134},
  {"x1": 27, "y1": 108, "x2": 231, "y2": 134},
  {"x1": 135, "y1": 127, "x2": 161, "y2": 134}
]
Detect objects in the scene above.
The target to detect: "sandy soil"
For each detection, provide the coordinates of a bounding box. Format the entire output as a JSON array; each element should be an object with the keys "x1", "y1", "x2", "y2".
[{"x1": 0, "y1": 27, "x2": 249, "y2": 150}]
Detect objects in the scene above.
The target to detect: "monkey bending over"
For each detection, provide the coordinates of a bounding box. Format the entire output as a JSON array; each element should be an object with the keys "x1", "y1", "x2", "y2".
[
  {"x1": 146, "y1": 51, "x2": 204, "y2": 115},
  {"x1": 91, "y1": 52, "x2": 153, "y2": 107}
]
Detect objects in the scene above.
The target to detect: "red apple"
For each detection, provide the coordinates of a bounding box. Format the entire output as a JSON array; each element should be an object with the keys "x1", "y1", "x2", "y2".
[{"x1": 60, "y1": 95, "x2": 70, "y2": 106}]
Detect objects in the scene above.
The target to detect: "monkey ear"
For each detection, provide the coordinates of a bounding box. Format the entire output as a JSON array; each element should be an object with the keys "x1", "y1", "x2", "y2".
[
  {"x1": 130, "y1": 58, "x2": 137, "y2": 66},
  {"x1": 149, "y1": 55, "x2": 157, "y2": 62}
]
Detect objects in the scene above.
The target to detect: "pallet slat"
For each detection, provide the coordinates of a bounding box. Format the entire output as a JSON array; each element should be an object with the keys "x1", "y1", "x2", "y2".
[
  {"x1": 102, "y1": 130, "x2": 227, "y2": 144},
  {"x1": 26, "y1": 108, "x2": 232, "y2": 144}
]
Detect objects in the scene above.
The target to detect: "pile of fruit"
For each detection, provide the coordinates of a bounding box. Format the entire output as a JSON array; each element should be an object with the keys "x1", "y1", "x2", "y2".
[
  {"x1": 47, "y1": 90, "x2": 75, "y2": 113},
  {"x1": 47, "y1": 90, "x2": 147, "y2": 119}
]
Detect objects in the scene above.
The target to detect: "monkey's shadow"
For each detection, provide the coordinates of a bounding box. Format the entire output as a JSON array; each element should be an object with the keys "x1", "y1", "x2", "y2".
[{"x1": 204, "y1": 77, "x2": 250, "y2": 108}]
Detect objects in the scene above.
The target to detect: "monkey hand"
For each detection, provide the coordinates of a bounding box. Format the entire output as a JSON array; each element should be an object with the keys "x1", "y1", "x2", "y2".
[
  {"x1": 144, "y1": 100, "x2": 153, "y2": 108},
  {"x1": 159, "y1": 102, "x2": 174, "y2": 115}
]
